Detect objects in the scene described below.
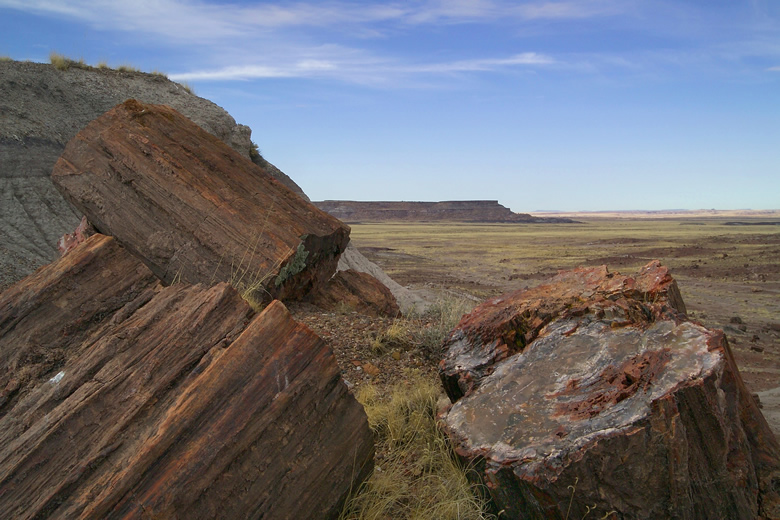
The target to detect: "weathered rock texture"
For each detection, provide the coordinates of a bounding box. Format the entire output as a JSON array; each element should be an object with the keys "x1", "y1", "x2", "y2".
[
  {"x1": 308, "y1": 268, "x2": 401, "y2": 317},
  {"x1": 0, "y1": 234, "x2": 373, "y2": 519},
  {"x1": 337, "y1": 243, "x2": 428, "y2": 314},
  {"x1": 315, "y1": 200, "x2": 575, "y2": 223},
  {"x1": 440, "y1": 261, "x2": 780, "y2": 519},
  {"x1": 52, "y1": 99, "x2": 349, "y2": 303},
  {"x1": 0, "y1": 59, "x2": 305, "y2": 291}
]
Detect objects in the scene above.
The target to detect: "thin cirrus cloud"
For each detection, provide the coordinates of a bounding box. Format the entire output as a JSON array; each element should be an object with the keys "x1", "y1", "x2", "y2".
[
  {"x1": 1, "y1": 0, "x2": 614, "y2": 84},
  {"x1": 168, "y1": 52, "x2": 556, "y2": 83}
]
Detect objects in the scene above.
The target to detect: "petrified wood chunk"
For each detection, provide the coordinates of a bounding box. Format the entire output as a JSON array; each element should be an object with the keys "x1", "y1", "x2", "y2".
[
  {"x1": 0, "y1": 233, "x2": 159, "y2": 414},
  {"x1": 0, "y1": 235, "x2": 373, "y2": 519},
  {"x1": 51, "y1": 99, "x2": 350, "y2": 303},
  {"x1": 308, "y1": 268, "x2": 401, "y2": 317},
  {"x1": 439, "y1": 261, "x2": 780, "y2": 519}
]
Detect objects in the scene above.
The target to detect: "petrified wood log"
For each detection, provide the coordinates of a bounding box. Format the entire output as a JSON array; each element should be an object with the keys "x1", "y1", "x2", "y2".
[
  {"x1": 439, "y1": 261, "x2": 780, "y2": 519},
  {"x1": 51, "y1": 99, "x2": 350, "y2": 303},
  {"x1": 0, "y1": 235, "x2": 373, "y2": 519},
  {"x1": 308, "y1": 268, "x2": 401, "y2": 317},
  {"x1": 0, "y1": 233, "x2": 159, "y2": 415}
]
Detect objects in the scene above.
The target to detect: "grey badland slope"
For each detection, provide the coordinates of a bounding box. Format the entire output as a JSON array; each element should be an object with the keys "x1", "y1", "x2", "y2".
[{"x1": 0, "y1": 59, "x2": 305, "y2": 291}]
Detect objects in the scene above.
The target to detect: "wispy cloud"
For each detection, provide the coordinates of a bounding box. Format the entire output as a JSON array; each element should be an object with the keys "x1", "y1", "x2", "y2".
[
  {"x1": 169, "y1": 51, "x2": 555, "y2": 84},
  {"x1": 0, "y1": 0, "x2": 620, "y2": 40}
]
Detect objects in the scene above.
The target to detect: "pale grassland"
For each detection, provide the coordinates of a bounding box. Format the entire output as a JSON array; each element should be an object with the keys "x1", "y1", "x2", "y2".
[{"x1": 349, "y1": 218, "x2": 780, "y2": 291}]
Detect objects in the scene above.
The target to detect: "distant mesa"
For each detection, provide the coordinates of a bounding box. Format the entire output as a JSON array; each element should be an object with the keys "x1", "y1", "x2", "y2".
[{"x1": 315, "y1": 200, "x2": 576, "y2": 223}]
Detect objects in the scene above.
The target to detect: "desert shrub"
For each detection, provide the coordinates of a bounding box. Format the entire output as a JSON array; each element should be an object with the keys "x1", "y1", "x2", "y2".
[
  {"x1": 0, "y1": 55, "x2": 11, "y2": 62},
  {"x1": 177, "y1": 81, "x2": 196, "y2": 94},
  {"x1": 340, "y1": 372, "x2": 494, "y2": 520},
  {"x1": 151, "y1": 69, "x2": 168, "y2": 78},
  {"x1": 96, "y1": 61, "x2": 109, "y2": 69},
  {"x1": 117, "y1": 63, "x2": 141, "y2": 73},
  {"x1": 373, "y1": 296, "x2": 473, "y2": 361},
  {"x1": 49, "y1": 51, "x2": 70, "y2": 70},
  {"x1": 249, "y1": 141, "x2": 263, "y2": 161},
  {"x1": 49, "y1": 52, "x2": 91, "y2": 70}
]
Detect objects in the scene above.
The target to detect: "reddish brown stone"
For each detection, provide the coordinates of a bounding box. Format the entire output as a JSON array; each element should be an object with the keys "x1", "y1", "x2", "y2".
[
  {"x1": 51, "y1": 99, "x2": 350, "y2": 303},
  {"x1": 440, "y1": 260, "x2": 686, "y2": 401},
  {"x1": 439, "y1": 261, "x2": 780, "y2": 519},
  {"x1": 0, "y1": 233, "x2": 159, "y2": 413},
  {"x1": 308, "y1": 268, "x2": 400, "y2": 317},
  {"x1": 0, "y1": 235, "x2": 373, "y2": 519},
  {"x1": 56, "y1": 216, "x2": 96, "y2": 256}
]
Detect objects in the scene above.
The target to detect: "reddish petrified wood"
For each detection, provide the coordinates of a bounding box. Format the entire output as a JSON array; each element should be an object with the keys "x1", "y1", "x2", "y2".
[
  {"x1": 440, "y1": 260, "x2": 686, "y2": 402},
  {"x1": 439, "y1": 261, "x2": 780, "y2": 519},
  {"x1": 0, "y1": 236, "x2": 373, "y2": 519},
  {"x1": 308, "y1": 268, "x2": 401, "y2": 317},
  {"x1": 57, "y1": 216, "x2": 96, "y2": 256},
  {"x1": 0, "y1": 233, "x2": 159, "y2": 415},
  {"x1": 52, "y1": 99, "x2": 350, "y2": 303}
]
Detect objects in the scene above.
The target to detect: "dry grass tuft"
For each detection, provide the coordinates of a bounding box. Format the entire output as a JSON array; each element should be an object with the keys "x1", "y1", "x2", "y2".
[
  {"x1": 116, "y1": 63, "x2": 141, "y2": 73},
  {"x1": 49, "y1": 51, "x2": 71, "y2": 70},
  {"x1": 341, "y1": 372, "x2": 494, "y2": 520},
  {"x1": 178, "y1": 81, "x2": 196, "y2": 95},
  {"x1": 373, "y1": 296, "x2": 473, "y2": 360}
]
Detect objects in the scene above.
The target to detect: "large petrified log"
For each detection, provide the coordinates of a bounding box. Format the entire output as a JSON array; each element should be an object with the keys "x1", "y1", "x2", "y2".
[
  {"x1": 439, "y1": 261, "x2": 780, "y2": 519},
  {"x1": 0, "y1": 234, "x2": 373, "y2": 519},
  {"x1": 51, "y1": 99, "x2": 350, "y2": 303}
]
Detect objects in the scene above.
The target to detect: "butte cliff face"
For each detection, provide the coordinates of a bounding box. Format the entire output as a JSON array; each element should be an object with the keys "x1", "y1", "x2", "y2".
[
  {"x1": 315, "y1": 200, "x2": 574, "y2": 223},
  {"x1": 0, "y1": 59, "x2": 305, "y2": 291}
]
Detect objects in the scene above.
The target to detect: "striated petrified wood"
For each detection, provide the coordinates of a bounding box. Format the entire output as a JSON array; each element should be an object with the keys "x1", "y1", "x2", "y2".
[
  {"x1": 0, "y1": 235, "x2": 373, "y2": 519},
  {"x1": 51, "y1": 99, "x2": 350, "y2": 303},
  {"x1": 439, "y1": 261, "x2": 780, "y2": 519},
  {"x1": 0, "y1": 233, "x2": 160, "y2": 415},
  {"x1": 308, "y1": 268, "x2": 400, "y2": 317}
]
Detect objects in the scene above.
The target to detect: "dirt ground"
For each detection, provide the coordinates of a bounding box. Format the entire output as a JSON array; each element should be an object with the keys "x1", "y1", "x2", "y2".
[{"x1": 343, "y1": 217, "x2": 780, "y2": 435}]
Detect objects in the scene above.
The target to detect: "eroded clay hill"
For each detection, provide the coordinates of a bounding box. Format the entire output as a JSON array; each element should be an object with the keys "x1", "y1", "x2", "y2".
[{"x1": 0, "y1": 59, "x2": 304, "y2": 291}]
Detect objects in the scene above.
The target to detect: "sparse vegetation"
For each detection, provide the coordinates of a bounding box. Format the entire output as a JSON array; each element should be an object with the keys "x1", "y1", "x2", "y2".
[
  {"x1": 116, "y1": 63, "x2": 141, "y2": 73},
  {"x1": 47, "y1": 52, "x2": 153, "y2": 75},
  {"x1": 373, "y1": 296, "x2": 473, "y2": 361},
  {"x1": 340, "y1": 372, "x2": 494, "y2": 520},
  {"x1": 249, "y1": 141, "x2": 263, "y2": 161},
  {"x1": 178, "y1": 81, "x2": 196, "y2": 95},
  {"x1": 0, "y1": 55, "x2": 11, "y2": 62}
]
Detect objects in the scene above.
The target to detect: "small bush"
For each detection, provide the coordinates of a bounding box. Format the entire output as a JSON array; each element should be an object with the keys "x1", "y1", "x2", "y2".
[
  {"x1": 49, "y1": 52, "x2": 90, "y2": 71},
  {"x1": 96, "y1": 61, "x2": 109, "y2": 69},
  {"x1": 117, "y1": 63, "x2": 141, "y2": 73},
  {"x1": 340, "y1": 372, "x2": 494, "y2": 519},
  {"x1": 373, "y1": 296, "x2": 473, "y2": 361},
  {"x1": 178, "y1": 81, "x2": 195, "y2": 95},
  {"x1": 0, "y1": 56, "x2": 11, "y2": 62},
  {"x1": 49, "y1": 51, "x2": 70, "y2": 70},
  {"x1": 249, "y1": 141, "x2": 263, "y2": 161}
]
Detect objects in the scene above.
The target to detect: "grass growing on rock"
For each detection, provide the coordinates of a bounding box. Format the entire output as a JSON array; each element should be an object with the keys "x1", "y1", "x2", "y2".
[{"x1": 340, "y1": 372, "x2": 494, "y2": 520}]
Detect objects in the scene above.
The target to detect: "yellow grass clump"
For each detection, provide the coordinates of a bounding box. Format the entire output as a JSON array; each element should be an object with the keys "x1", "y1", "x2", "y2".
[{"x1": 340, "y1": 372, "x2": 495, "y2": 520}]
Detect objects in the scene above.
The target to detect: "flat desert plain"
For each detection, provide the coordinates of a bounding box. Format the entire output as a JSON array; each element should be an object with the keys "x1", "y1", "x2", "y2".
[{"x1": 350, "y1": 217, "x2": 780, "y2": 432}]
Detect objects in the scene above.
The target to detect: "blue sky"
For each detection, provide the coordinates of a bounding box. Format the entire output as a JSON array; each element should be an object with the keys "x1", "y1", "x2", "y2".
[{"x1": 1, "y1": 1, "x2": 778, "y2": 211}]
